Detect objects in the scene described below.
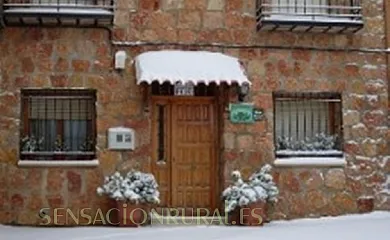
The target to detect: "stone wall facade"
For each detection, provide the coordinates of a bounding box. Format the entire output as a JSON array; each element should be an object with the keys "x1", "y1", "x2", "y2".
[
  {"x1": 0, "y1": 0, "x2": 389, "y2": 225},
  {"x1": 386, "y1": 0, "x2": 390, "y2": 145}
]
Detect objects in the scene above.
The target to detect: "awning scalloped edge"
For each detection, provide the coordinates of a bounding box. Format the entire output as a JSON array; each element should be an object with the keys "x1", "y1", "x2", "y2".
[{"x1": 134, "y1": 50, "x2": 251, "y2": 86}]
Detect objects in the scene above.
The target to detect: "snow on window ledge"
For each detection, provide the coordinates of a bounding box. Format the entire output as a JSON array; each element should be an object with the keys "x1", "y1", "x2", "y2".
[
  {"x1": 274, "y1": 157, "x2": 346, "y2": 167},
  {"x1": 276, "y1": 150, "x2": 343, "y2": 157},
  {"x1": 17, "y1": 159, "x2": 99, "y2": 168},
  {"x1": 263, "y1": 15, "x2": 363, "y2": 24}
]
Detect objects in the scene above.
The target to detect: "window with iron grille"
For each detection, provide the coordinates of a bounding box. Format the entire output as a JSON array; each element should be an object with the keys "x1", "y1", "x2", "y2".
[
  {"x1": 20, "y1": 89, "x2": 97, "y2": 161},
  {"x1": 260, "y1": 0, "x2": 362, "y2": 18},
  {"x1": 273, "y1": 92, "x2": 343, "y2": 158},
  {"x1": 256, "y1": 0, "x2": 364, "y2": 33}
]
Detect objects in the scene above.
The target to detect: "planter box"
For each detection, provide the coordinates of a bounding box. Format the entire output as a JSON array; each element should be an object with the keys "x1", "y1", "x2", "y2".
[
  {"x1": 226, "y1": 207, "x2": 241, "y2": 226},
  {"x1": 240, "y1": 201, "x2": 267, "y2": 226},
  {"x1": 225, "y1": 201, "x2": 267, "y2": 226},
  {"x1": 357, "y1": 197, "x2": 374, "y2": 213},
  {"x1": 117, "y1": 201, "x2": 151, "y2": 227}
]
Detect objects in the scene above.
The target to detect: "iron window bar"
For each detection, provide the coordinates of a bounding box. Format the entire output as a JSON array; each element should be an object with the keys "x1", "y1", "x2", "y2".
[
  {"x1": 4, "y1": 0, "x2": 114, "y2": 10},
  {"x1": 273, "y1": 91, "x2": 343, "y2": 158},
  {"x1": 256, "y1": 0, "x2": 363, "y2": 33},
  {"x1": 2, "y1": 0, "x2": 114, "y2": 27},
  {"x1": 20, "y1": 89, "x2": 97, "y2": 161},
  {"x1": 21, "y1": 151, "x2": 95, "y2": 155}
]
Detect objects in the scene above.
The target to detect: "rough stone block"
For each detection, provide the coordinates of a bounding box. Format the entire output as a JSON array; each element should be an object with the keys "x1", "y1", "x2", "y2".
[
  {"x1": 114, "y1": 11, "x2": 130, "y2": 27},
  {"x1": 178, "y1": 10, "x2": 202, "y2": 29},
  {"x1": 72, "y1": 60, "x2": 90, "y2": 72},
  {"x1": 11, "y1": 194, "x2": 25, "y2": 210},
  {"x1": 332, "y1": 192, "x2": 357, "y2": 213},
  {"x1": 306, "y1": 190, "x2": 328, "y2": 211},
  {"x1": 237, "y1": 134, "x2": 254, "y2": 150},
  {"x1": 343, "y1": 111, "x2": 361, "y2": 126},
  {"x1": 357, "y1": 197, "x2": 374, "y2": 213},
  {"x1": 203, "y1": 12, "x2": 224, "y2": 29},
  {"x1": 299, "y1": 170, "x2": 324, "y2": 190},
  {"x1": 325, "y1": 169, "x2": 346, "y2": 190},
  {"x1": 178, "y1": 29, "x2": 197, "y2": 43},
  {"x1": 21, "y1": 57, "x2": 35, "y2": 73},
  {"x1": 162, "y1": 0, "x2": 184, "y2": 9},
  {"x1": 184, "y1": 0, "x2": 207, "y2": 10},
  {"x1": 46, "y1": 170, "x2": 65, "y2": 193},
  {"x1": 46, "y1": 194, "x2": 64, "y2": 209},
  {"x1": 50, "y1": 74, "x2": 68, "y2": 87},
  {"x1": 279, "y1": 171, "x2": 300, "y2": 193},
  {"x1": 67, "y1": 171, "x2": 82, "y2": 194},
  {"x1": 207, "y1": 0, "x2": 224, "y2": 11},
  {"x1": 140, "y1": 0, "x2": 160, "y2": 11},
  {"x1": 225, "y1": 0, "x2": 243, "y2": 11}
]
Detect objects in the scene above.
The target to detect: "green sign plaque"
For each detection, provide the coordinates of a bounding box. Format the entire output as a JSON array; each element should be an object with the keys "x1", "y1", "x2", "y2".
[{"x1": 229, "y1": 103, "x2": 255, "y2": 124}]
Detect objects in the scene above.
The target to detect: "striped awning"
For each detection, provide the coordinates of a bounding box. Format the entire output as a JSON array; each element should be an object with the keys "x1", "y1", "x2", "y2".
[{"x1": 134, "y1": 50, "x2": 250, "y2": 86}]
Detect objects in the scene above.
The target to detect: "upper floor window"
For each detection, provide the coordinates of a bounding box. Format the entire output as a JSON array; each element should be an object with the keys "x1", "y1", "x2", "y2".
[
  {"x1": 273, "y1": 92, "x2": 343, "y2": 158},
  {"x1": 19, "y1": 89, "x2": 97, "y2": 161},
  {"x1": 270, "y1": 0, "x2": 327, "y2": 17},
  {"x1": 256, "y1": 0, "x2": 363, "y2": 33},
  {"x1": 2, "y1": 0, "x2": 114, "y2": 27}
]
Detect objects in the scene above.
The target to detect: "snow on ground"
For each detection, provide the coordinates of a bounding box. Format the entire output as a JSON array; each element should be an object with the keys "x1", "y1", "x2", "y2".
[{"x1": 1, "y1": 211, "x2": 390, "y2": 240}]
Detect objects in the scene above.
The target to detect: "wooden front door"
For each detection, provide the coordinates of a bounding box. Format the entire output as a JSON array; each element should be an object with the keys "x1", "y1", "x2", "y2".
[{"x1": 152, "y1": 97, "x2": 217, "y2": 215}]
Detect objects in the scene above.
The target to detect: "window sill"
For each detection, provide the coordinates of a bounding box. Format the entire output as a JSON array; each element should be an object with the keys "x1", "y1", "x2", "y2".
[
  {"x1": 17, "y1": 159, "x2": 99, "y2": 168},
  {"x1": 274, "y1": 157, "x2": 346, "y2": 168}
]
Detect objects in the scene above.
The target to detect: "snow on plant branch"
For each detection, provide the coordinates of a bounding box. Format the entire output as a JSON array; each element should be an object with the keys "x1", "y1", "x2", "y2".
[
  {"x1": 96, "y1": 170, "x2": 160, "y2": 204},
  {"x1": 276, "y1": 133, "x2": 340, "y2": 151},
  {"x1": 222, "y1": 164, "x2": 279, "y2": 213}
]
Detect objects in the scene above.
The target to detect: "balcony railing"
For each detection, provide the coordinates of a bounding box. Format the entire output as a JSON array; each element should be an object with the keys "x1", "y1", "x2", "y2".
[
  {"x1": 256, "y1": 0, "x2": 363, "y2": 33},
  {"x1": 2, "y1": 0, "x2": 114, "y2": 27}
]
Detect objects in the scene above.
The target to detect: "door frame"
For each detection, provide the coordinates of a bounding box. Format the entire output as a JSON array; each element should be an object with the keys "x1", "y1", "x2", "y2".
[{"x1": 150, "y1": 95, "x2": 221, "y2": 213}]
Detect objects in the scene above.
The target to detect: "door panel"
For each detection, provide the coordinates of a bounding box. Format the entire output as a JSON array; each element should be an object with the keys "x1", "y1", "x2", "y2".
[
  {"x1": 151, "y1": 100, "x2": 171, "y2": 210},
  {"x1": 171, "y1": 100, "x2": 215, "y2": 211},
  {"x1": 152, "y1": 97, "x2": 216, "y2": 215}
]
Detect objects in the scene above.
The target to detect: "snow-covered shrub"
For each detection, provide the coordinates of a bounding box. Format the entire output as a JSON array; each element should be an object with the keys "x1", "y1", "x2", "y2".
[
  {"x1": 222, "y1": 165, "x2": 279, "y2": 213},
  {"x1": 97, "y1": 170, "x2": 160, "y2": 204},
  {"x1": 222, "y1": 171, "x2": 267, "y2": 213},
  {"x1": 20, "y1": 135, "x2": 43, "y2": 152},
  {"x1": 276, "y1": 133, "x2": 339, "y2": 151},
  {"x1": 248, "y1": 164, "x2": 279, "y2": 203}
]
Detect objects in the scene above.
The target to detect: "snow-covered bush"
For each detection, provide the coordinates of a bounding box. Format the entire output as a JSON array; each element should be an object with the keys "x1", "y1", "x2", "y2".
[
  {"x1": 276, "y1": 133, "x2": 339, "y2": 151},
  {"x1": 222, "y1": 171, "x2": 267, "y2": 213},
  {"x1": 222, "y1": 165, "x2": 279, "y2": 213},
  {"x1": 20, "y1": 135, "x2": 43, "y2": 152},
  {"x1": 97, "y1": 170, "x2": 160, "y2": 204},
  {"x1": 248, "y1": 164, "x2": 279, "y2": 203}
]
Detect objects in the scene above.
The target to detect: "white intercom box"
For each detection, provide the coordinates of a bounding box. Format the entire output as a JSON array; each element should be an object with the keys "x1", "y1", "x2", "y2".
[{"x1": 108, "y1": 127, "x2": 135, "y2": 150}]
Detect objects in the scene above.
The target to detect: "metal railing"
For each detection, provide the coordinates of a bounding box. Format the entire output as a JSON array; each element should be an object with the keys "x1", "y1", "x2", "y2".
[
  {"x1": 273, "y1": 92, "x2": 343, "y2": 158},
  {"x1": 3, "y1": 0, "x2": 115, "y2": 12},
  {"x1": 20, "y1": 89, "x2": 97, "y2": 161},
  {"x1": 257, "y1": 0, "x2": 363, "y2": 22}
]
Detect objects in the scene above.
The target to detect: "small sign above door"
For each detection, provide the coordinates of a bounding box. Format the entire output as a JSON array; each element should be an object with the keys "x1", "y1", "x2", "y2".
[{"x1": 174, "y1": 82, "x2": 194, "y2": 96}]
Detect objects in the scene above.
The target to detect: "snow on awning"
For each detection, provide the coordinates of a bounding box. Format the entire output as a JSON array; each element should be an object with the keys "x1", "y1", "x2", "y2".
[{"x1": 134, "y1": 50, "x2": 250, "y2": 86}]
